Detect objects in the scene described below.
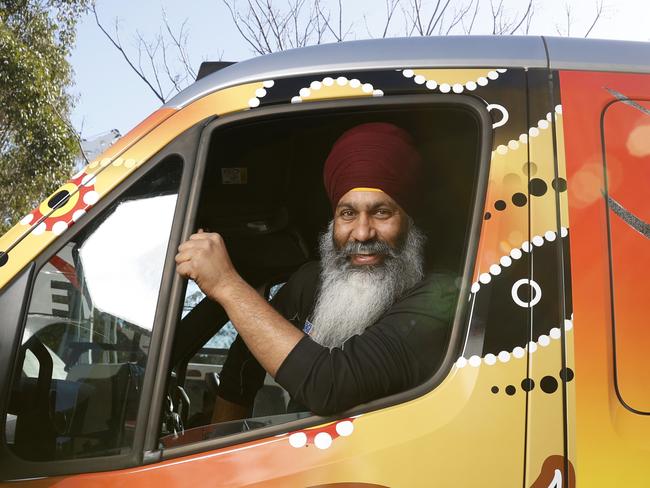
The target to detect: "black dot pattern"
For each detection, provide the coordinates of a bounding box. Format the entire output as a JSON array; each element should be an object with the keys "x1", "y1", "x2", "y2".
[
  {"x1": 494, "y1": 200, "x2": 506, "y2": 211},
  {"x1": 540, "y1": 376, "x2": 558, "y2": 394},
  {"x1": 512, "y1": 193, "x2": 527, "y2": 207},
  {"x1": 484, "y1": 212, "x2": 492, "y2": 220},
  {"x1": 521, "y1": 378, "x2": 535, "y2": 392},
  {"x1": 0, "y1": 251, "x2": 7, "y2": 267},
  {"x1": 552, "y1": 178, "x2": 568, "y2": 192},
  {"x1": 492, "y1": 368, "x2": 573, "y2": 397},
  {"x1": 48, "y1": 190, "x2": 70, "y2": 209},
  {"x1": 529, "y1": 178, "x2": 548, "y2": 197},
  {"x1": 559, "y1": 367, "x2": 574, "y2": 382}
]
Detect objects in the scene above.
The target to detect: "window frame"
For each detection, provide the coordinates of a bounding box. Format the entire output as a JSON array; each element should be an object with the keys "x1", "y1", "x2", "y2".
[
  {"x1": 600, "y1": 97, "x2": 650, "y2": 416},
  {"x1": 0, "y1": 122, "x2": 204, "y2": 480},
  {"x1": 150, "y1": 94, "x2": 493, "y2": 462}
]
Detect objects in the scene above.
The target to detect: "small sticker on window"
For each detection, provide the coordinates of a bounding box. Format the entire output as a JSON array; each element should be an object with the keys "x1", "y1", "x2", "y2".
[{"x1": 221, "y1": 167, "x2": 248, "y2": 184}]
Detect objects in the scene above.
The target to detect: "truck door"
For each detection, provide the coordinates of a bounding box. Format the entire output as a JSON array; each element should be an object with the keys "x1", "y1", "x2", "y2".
[
  {"x1": 0, "y1": 123, "x2": 201, "y2": 481},
  {"x1": 112, "y1": 66, "x2": 538, "y2": 487},
  {"x1": 559, "y1": 68, "x2": 650, "y2": 486}
]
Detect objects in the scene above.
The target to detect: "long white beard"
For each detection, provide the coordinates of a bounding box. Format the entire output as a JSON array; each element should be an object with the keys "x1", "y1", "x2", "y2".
[{"x1": 309, "y1": 220, "x2": 426, "y2": 349}]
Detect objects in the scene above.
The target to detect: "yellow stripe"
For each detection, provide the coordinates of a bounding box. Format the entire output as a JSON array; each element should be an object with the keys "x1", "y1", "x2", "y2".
[{"x1": 350, "y1": 187, "x2": 384, "y2": 193}]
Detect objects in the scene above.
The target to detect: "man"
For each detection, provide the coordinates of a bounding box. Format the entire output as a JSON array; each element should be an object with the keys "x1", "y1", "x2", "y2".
[{"x1": 176, "y1": 122, "x2": 458, "y2": 417}]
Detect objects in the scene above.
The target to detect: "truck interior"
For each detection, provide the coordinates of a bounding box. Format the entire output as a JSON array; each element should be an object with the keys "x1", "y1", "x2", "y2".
[{"x1": 161, "y1": 101, "x2": 483, "y2": 447}]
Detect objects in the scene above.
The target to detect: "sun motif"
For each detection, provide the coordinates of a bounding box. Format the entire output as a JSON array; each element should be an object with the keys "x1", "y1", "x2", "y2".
[{"x1": 19, "y1": 169, "x2": 99, "y2": 236}]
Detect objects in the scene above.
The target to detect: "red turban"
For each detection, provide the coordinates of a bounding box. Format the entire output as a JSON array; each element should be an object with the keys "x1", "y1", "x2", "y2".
[{"x1": 323, "y1": 122, "x2": 423, "y2": 216}]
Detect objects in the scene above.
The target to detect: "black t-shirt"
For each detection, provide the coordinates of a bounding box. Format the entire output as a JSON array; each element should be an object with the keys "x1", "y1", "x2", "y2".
[{"x1": 217, "y1": 261, "x2": 459, "y2": 416}]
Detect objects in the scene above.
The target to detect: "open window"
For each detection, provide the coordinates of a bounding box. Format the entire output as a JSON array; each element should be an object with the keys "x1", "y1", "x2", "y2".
[{"x1": 161, "y1": 96, "x2": 489, "y2": 452}]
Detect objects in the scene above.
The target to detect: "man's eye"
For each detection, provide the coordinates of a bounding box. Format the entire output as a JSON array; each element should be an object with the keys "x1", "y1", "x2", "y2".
[
  {"x1": 340, "y1": 209, "x2": 355, "y2": 218},
  {"x1": 375, "y1": 208, "x2": 392, "y2": 217}
]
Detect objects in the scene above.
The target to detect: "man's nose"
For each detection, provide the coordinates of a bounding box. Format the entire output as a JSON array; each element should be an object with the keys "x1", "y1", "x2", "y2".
[{"x1": 351, "y1": 214, "x2": 376, "y2": 242}]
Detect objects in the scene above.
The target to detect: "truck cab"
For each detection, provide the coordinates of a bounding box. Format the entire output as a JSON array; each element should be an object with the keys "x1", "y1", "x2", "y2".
[{"x1": 0, "y1": 36, "x2": 648, "y2": 487}]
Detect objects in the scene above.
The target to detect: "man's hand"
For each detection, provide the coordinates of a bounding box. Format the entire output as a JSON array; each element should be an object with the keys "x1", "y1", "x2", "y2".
[{"x1": 175, "y1": 231, "x2": 243, "y2": 301}]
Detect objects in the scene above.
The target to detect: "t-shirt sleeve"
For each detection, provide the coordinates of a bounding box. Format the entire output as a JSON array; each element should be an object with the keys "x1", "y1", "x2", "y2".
[{"x1": 274, "y1": 273, "x2": 458, "y2": 416}]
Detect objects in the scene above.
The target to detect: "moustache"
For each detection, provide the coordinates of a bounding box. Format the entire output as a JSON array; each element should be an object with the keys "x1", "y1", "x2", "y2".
[{"x1": 339, "y1": 239, "x2": 395, "y2": 258}]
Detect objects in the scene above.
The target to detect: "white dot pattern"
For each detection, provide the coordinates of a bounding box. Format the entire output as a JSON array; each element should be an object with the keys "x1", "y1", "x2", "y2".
[
  {"x1": 470, "y1": 228, "x2": 569, "y2": 295},
  {"x1": 335, "y1": 420, "x2": 354, "y2": 437},
  {"x1": 455, "y1": 320, "x2": 573, "y2": 368},
  {"x1": 408, "y1": 69, "x2": 509, "y2": 91},
  {"x1": 493, "y1": 106, "x2": 563, "y2": 156},
  {"x1": 314, "y1": 432, "x2": 332, "y2": 450},
  {"x1": 248, "y1": 80, "x2": 274, "y2": 108},
  {"x1": 291, "y1": 77, "x2": 382, "y2": 103},
  {"x1": 288, "y1": 432, "x2": 307, "y2": 448}
]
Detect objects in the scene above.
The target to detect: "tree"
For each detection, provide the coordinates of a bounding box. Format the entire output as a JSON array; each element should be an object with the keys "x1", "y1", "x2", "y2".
[{"x1": 0, "y1": 0, "x2": 88, "y2": 234}]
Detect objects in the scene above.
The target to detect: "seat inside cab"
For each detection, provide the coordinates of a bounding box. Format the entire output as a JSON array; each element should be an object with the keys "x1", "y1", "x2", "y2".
[{"x1": 162, "y1": 102, "x2": 483, "y2": 445}]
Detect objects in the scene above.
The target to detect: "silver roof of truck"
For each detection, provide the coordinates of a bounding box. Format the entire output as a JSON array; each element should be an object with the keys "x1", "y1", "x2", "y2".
[{"x1": 165, "y1": 35, "x2": 650, "y2": 109}]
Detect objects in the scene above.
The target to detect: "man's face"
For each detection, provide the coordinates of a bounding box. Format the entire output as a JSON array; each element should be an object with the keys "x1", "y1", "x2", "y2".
[{"x1": 333, "y1": 190, "x2": 408, "y2": 267}]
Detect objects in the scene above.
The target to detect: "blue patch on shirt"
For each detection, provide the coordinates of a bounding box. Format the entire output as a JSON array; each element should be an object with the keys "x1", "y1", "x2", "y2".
[{"x1": 303, "y1": 319, "x2": 314, "y2": 335}]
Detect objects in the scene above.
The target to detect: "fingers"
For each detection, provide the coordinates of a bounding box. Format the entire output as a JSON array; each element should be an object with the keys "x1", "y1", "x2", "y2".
[
  {"x1": 174, "y1": 250, "x2": 193, "y2": 264},
  {"x1": 189, "y1": 232, "x2": 223, "y2": 242},
  {"x1": 176, "y1": 261, "x2": 195, "y2": 281}
]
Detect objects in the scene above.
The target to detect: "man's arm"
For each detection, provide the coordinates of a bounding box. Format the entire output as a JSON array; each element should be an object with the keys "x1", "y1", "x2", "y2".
[
  {"x1": 177, "y1": 232, "x2": 456, "y2": 415},
  {"x1": 176, "y1": 231, "x2": 305, "y2": 377}
]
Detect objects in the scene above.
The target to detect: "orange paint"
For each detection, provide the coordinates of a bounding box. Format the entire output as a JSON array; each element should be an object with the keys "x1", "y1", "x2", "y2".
[{"x1": 561, "y1": 70, "x2": 650, "y2": 485}]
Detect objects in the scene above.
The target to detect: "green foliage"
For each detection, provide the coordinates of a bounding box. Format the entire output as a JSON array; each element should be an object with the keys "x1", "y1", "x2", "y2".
[{"x1": 0, "y1": 0, "x2": 88, "y2": 234}]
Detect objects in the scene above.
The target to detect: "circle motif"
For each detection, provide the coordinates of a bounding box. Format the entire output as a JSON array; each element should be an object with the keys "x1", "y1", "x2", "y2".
[
  {"x1": 511, "y1": 279, "x2": 542, "y2": 308},
  {"x1": 486, "y1": 104, "x2": 509, "y2": 129}
]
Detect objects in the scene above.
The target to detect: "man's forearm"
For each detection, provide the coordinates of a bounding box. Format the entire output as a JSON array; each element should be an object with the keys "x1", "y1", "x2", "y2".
[{"x1": 211, "y1": 277, "x2": 304, "y2": 377}]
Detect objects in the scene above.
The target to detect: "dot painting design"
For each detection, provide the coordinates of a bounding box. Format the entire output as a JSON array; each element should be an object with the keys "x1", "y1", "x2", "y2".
[
  {"x1": 492, "y1": 105, "x2": 563, "y2": 157},
  {"x1": 290, "y1": 76, "x2": 383, "y2": 104},
  {"x1": 287, "y1": 417, "x2": 357, "y2": 450},
  {"x1": 455, "y1": 317, "x2": 574, "y2": 370},
  {"x1": 19, "y1": 169, "x2": 99, "y2": 237},
  {"x1": 470, "y1": 228, "x2": 569, "y2": 296},
  {"x1": 491, "y1": 368, "x2": 574, "y2": 396},
  {"x1": 248, "y1": 80, "x2": 275, "y2": 108},
  {"x1": 485, "y1": 176, "x2": 567, "y2": 218},
  {"x1": 402, "y1": 68, "x2": 507, "y2": 94}
]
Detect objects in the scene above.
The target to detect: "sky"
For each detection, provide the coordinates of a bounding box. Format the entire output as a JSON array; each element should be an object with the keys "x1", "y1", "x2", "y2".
[{"x1": 69, "y1": 0, "x2": 650, "y2": 139}]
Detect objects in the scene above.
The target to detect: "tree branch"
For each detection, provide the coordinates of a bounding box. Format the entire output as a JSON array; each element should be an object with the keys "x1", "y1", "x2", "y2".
[
  {"x1": 92, "y1": 4, "x2": 165, "y2": 102},
  {"x1": 584, "y1": 0, "x2": 604, "y2": 38}
]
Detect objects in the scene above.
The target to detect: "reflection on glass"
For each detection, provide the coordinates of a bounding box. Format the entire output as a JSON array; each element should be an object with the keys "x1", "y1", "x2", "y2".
[{"x1": 80, "y1": 194, "x2": 178, "y2": 330}]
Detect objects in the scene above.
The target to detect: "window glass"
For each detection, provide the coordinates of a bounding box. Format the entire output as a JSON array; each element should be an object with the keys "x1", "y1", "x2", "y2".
[
  {"x1": 161, "y1": 105, "x2": 481, "y2": 449},
  {"x1": 603, "y1": 99, "x2": 650, "y2": 413},
  {"x1": 5, "y1": 157, "x2": 183, "y2": 461}
]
